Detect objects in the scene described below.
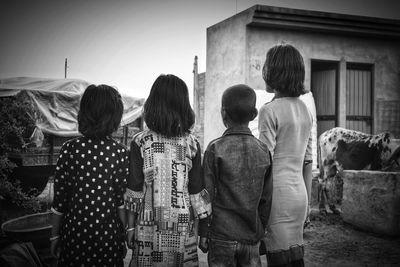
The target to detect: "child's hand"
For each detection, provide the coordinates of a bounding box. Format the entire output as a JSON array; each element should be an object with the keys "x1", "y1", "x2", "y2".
[
  {"x1": 122, "y1": 241, "x2": 127, "y2": 258},
  {"x1": 199, "y1": 237, "x2": 209, "y2": 253},
  {"x1": 126, "y1": 230, "x2": 135, "y2": 249}
]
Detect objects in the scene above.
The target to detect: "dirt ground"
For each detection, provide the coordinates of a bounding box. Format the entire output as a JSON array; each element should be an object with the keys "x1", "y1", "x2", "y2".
[
  {"x1": 303, "y1": 210, "x2": 400, "y2": 267},
  {"x1": 2, "y1": 202, "x2": 400, "y2": 266},
  {"x1": 196, "y1": 209, "x2": 400, "y2": 267},
  {"x1": 123, "y1": 209, "x2": 400, "y2": 267}
]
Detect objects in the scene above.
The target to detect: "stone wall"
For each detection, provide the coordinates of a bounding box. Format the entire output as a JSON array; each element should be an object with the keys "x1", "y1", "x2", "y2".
[{"x1": 341, "y1": 170, "x2": 400, "y2": 236}]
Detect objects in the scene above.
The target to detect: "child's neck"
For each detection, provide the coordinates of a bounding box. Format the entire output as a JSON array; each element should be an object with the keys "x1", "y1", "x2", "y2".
[{"x1": 225, "y1": 121, "x2": 249, "y2": 129}]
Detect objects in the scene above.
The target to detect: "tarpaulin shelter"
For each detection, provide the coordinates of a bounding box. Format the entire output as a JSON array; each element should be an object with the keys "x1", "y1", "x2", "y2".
[
  {"x1": 0, "y1": 77, "x2": 144, "y2": 193},
  {"x1": 0, "y1": 76, "x2": 144, "y2": 140}
]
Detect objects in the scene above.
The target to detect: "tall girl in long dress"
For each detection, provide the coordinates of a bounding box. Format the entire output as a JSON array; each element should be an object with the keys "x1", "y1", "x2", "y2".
[{"x1": 258, "y1": 44, "x2": 313, "y2": 267}]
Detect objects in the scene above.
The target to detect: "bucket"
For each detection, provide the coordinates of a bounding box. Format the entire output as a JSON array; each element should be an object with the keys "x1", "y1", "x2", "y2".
[{"x1": 1, "y1": 211, "x2": 52, "y2": 248}]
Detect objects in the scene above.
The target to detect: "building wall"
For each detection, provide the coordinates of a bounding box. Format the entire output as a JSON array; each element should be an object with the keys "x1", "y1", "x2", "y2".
[
  {"x1": 205, "y1": 7, "x2": 400, "y2": 149},
  {"x1": 246, "y1": 27, "x2": 400, "y2": 137},
  {"x1": 204, "y1": 10, "x2": 253, "y2": 145},
  {"x1": 193, "y1": 72, "x2": 205, "y2": 149},
  {"x1": 246, "y1": 27, "x2": 400, "y2": 103}
]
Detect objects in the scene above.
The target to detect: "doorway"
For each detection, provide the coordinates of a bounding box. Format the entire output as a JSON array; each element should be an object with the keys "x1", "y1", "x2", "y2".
[
  {"x1": 311, "y1": 60, "x2": 339, "y2": 139},
  {"x1": 311, "y1": 60, "x2": 374, "y2": 169}
]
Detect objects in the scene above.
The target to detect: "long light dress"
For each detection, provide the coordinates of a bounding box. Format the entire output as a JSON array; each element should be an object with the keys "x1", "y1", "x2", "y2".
[{"x1": 258, "y1": 97, "x2": 312, "y2": 265}]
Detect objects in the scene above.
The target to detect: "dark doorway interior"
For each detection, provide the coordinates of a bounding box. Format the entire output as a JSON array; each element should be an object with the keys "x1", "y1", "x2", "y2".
[{"x1": 311, "y1": 60, "x2": 339, "y2": 139}]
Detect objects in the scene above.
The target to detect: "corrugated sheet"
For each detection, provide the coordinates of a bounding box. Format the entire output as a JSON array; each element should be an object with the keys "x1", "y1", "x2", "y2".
[{"x1": 346, "y1": 68, "x2": 372, "y2": 133}]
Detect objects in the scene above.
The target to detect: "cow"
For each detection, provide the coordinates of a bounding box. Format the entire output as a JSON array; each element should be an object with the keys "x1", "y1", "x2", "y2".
[{"x1": 318, "y1": 127, "x2": 400, "y2": 215}]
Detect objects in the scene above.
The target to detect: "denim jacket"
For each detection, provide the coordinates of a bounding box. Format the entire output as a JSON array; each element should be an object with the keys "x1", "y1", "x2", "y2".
[{"x1": 199, "y1": 126, "x2": 273, "y2": 244}]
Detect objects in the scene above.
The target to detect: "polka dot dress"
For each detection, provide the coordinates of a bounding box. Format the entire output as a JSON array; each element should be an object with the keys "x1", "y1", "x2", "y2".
[{"x1": 52, "y1": 137, "x2": 128, "y2": 267}]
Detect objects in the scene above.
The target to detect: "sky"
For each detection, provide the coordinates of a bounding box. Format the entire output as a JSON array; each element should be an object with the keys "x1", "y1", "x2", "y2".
[{"x1": 1, "y1": 0, "x2": 400, "y2": 99}]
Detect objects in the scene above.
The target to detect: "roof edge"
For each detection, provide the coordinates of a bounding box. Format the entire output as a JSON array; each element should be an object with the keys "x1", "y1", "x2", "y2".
[{"x1": 247, "y1": 5, "x2": 400, "y2": 39}]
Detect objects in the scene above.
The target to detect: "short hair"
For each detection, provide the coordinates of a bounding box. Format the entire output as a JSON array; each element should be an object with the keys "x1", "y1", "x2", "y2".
[
  {"x1": 222, "y1": 84, "x2": 257, "y2": 124},
  {"x1": 144, "y1": 74, "x2": 195, "y2": 137},
  {"x1": 78, "y1": 84, "x2": 123, "y2": 139},
  {"x1": 262, "y1": 44, "x2": 306, "y2": 97}
]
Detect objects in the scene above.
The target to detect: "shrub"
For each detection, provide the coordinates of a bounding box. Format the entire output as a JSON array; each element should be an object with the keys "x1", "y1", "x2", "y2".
[{"x1": 0, "y1": 95, "x2": 41, "y2": 212}]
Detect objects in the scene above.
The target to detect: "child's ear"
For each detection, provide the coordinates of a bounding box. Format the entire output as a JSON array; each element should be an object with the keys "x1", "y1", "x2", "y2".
[
  {"x1": 221, "y1": 107, "x2": 229, "y2": 127},
  {"x1": 221, "y1": 107, "x2": 227, "y2": 120},
  {"x1": 251, "y1": 108, "x2": 258, "y2": 120}
]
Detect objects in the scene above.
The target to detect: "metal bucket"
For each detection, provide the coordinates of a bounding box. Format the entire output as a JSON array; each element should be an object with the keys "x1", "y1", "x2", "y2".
[{"x1": 1, "y1": 211, "x2": 52, "y2": 248}]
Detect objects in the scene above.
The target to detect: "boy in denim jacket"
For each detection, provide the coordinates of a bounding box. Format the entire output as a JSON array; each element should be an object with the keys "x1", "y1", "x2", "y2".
[{"x1": 199, "y1": 84, "x2": 273, "y2": 267}]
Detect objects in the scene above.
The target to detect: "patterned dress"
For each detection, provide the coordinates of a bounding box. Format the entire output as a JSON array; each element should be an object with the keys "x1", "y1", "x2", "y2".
[
  {"x1": 52, "y1": 137, "x2": 128, "y2": 267},
  {"x1": 126, "y1": 130, "x2": 211, "y2": 267}
]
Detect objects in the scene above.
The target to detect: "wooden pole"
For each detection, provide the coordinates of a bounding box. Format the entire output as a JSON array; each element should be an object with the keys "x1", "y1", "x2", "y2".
[
  {"x1": 64, "y1": 58, "x2": 67, "y2": 79},
  {"x1": 338, "y1": 58, "x2": 347, "y2": 128},
  {"x1": 236, "y1": 0, "x2": 237, "y2": 14}
]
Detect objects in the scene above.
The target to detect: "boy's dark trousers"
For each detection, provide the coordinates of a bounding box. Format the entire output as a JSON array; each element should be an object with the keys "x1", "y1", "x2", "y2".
[{"x1": 207, "y1": 238, "x2": 261, "y2": 267}]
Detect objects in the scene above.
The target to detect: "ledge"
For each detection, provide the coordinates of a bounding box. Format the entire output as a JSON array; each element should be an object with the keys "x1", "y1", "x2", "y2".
[{"x1": 247, "y1": 5, "x2": 400, "y2": 39}]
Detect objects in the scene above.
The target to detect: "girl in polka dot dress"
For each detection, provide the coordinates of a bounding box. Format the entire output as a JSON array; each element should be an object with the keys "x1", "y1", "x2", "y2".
[
  {"x1": 50, "y1": 85, "x2": 128, "y2": 267},
  {"x1": 125, "y1": 74, "x2": 211, "y2": 267}
]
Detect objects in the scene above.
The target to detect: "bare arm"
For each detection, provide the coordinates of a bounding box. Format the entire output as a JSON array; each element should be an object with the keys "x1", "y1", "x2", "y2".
[
  {"x1": 125, "y1": 139, "x2": 144, "y2": 248},
  {"x1": 118, "y1": 206, "x2": 127, "y2": 230},
  {"x1": 125, "y1": 204, "x2": 137, "y2": 249},
  {"x1": 127, "y1": 207, "x2": 137, "y2": 229},
  {"x1": 303, "y1": 161, "x2": 313, "y2": 207},
  {"x1": 115, "y1": 149, "x2": 129, "y2": 228},
  {"x1": 304, "y1": 126, "x2": 313, "y2": 209},
  {"x1": 50, "y1": 212, "x2": 62, "y2": 236}
]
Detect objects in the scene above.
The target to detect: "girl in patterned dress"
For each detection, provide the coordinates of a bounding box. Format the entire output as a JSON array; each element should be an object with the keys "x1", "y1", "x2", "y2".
[
  {"x1": 50, "y1": 85, "x2": 128, "y2": 266},
  {"x1": 125, "y1": 74, "x2": 211, "y2": 267}
]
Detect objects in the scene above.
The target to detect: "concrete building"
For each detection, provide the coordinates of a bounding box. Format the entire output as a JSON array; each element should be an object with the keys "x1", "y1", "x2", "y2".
[
  {"x1": 195, "y1": 5, "x2": 400, "y2": 163},
  {"x1": 192, "y1": 56, "x2": 206, "y2": 149}
]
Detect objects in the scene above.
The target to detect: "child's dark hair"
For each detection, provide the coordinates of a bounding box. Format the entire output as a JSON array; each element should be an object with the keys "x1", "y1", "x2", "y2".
[
  {"x1": 78, "y1": 84, "x2": 123, "y2": 139},
  {"x1": 262, "y1": 44, "x2": 306, "y2": 97},
  {"x1": 144, "y1": 74, "x2": 195, "y2": 137},
  {"x1": 222, "y1": 84, "x2": 257, "y2": 124}
]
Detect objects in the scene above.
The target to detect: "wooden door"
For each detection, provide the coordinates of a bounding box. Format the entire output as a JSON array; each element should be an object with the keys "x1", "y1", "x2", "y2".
[{"x1": 346, "y1": 64, "x2": 373, "y2": 133}]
